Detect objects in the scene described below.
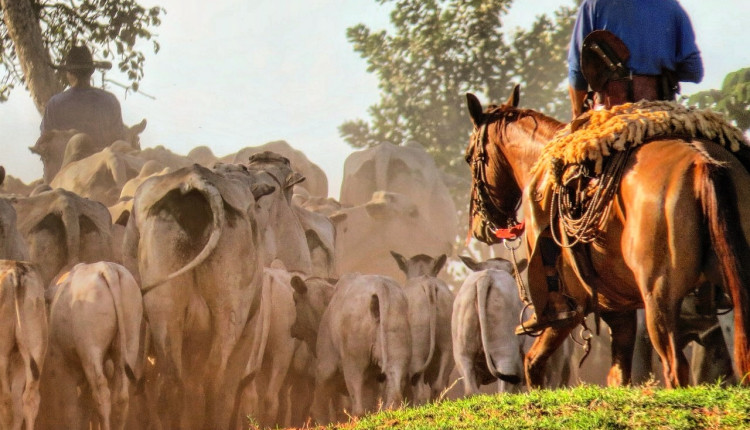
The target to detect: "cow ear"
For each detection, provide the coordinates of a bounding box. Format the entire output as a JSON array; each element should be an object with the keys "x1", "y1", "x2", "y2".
[
  {"x1": 370, "y1": 294, "x2": 380, "y2": 322},
  {"x1": 390, "y1": 251, "x2": 408, "y2": 275},
  {"x1": 505, "y1": 83, "x2": 521, "y2": 108},
  {"x1": 291, "y1": 276, "x2": 308, "y2": 295},
  {"x1": 251, "y1": 183, "x2": 275, "y2": 201},
  {"x1": 466, "y1": 93, "x2": 484, "y2": 127},
  {"x1": 329, "y1": 211, "x2": 347, "y2": 225},
  {"x1": 364, "y1": 200, "x2": 388, "y2": 219},
  {"x1": 128, "y1": 118, "x2": 147, "y2": 135},
  {"x1": 286, "y1": 171, "x2": 306, "y2": 189},
  {"x1": 459, "y1": 255, "x2": 482, "y2": 272},
  {"x1": 431, "y1": 254, "x2": 448, "y2": 277}
]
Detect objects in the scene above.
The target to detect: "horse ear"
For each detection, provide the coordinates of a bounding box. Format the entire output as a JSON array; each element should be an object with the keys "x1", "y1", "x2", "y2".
[
  {"x1": 466, "y1": 93, "x2": 484, "y2": 126},
  {"x1": 505, "y1": 84, "x2": 520, "y2": 108}
]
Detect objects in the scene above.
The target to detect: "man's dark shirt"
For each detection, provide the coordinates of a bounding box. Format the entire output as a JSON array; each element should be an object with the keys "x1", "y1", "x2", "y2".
[{"x1": 41, "y1": 86, "x2": 124, "y2": 150}]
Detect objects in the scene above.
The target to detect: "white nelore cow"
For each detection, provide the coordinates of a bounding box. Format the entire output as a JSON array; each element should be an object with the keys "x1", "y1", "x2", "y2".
[
  {"x1": 235, "y1": 263, "x2": 298, "y2": 428},
  {"x1": 0, "y1": 261, "x2": 48, "y2": 430},
  {"x1": 283, "y1": 276, "x2": 336, "y2": 427},
  {"x1": 311, "y1": 273, "x2": 412, "y2": 423},
  {"x1": 452, "y1": 256, "x2": 526, "y2": 395},
  {"x1": 390, "y1": 252, "x2": 455, "y2": 405},
  {"x1": 39, "y1": 262, "x2": 143, "y2": 430}
]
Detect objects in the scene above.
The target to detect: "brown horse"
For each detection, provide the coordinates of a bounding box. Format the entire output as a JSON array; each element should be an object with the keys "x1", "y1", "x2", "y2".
[{"x1": 464, "y1": 85, "x2": 750, "y2": 388}]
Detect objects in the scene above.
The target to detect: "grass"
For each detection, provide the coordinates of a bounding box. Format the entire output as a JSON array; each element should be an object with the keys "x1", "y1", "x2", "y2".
[{"x1": 311, "y1": 384, "x2": 750, "y2": 430}]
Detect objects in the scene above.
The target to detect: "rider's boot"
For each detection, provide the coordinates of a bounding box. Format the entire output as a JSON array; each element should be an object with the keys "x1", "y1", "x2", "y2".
[
  {"x1": 515, "y1": 289, "x2": 579, "y2": 335},
  {"x1": 515, "y1": 238, "x2": 579, "y2": 335}
]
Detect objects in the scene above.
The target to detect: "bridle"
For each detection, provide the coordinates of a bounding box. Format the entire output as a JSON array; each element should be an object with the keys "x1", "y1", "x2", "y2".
[{"x1": 466, "y1": 119, "x2": 524, "y2": 243}]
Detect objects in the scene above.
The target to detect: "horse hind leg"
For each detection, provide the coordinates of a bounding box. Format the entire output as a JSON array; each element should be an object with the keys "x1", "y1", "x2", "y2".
[
  {"x1": 642, "y1": 295, "x2": 689, "y2": 388},
  {"x1": 600, "y1": 310, "x2": 637, "y2": 386}
]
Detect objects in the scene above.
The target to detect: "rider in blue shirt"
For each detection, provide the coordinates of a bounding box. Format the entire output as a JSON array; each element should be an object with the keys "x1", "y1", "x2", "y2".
[{"x1": 567, "y1": 0, "x2": 704, "y2": 118}]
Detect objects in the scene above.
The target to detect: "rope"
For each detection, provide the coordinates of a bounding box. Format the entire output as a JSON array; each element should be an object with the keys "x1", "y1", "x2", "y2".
[
  {"x1": 504, "y1": 238, "x2": 531, "y2": 307},
  {"x1": 549, "y1": 149, "x2": 632, "y2": 247}
]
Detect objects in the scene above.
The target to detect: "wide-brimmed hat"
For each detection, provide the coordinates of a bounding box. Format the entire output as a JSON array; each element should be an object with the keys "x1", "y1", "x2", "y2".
[{"x1": 52, "y1": 45, "x2": 112, "y2": 72}]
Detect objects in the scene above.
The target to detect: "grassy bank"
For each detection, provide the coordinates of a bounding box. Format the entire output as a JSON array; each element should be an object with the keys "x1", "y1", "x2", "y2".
[{"x1": 323, "y1": 384, "x2": 750, "y2": 429}]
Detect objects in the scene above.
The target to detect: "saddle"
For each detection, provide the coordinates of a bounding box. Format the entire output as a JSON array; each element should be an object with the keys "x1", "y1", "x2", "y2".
[{"x1": 581, "y1": 30, "x2": 678, "y2": 108}]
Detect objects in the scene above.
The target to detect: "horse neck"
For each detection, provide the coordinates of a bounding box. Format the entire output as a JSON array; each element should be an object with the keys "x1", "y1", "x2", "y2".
[{"x1": 497, "y1": 112, "x2": 563, "y2": 190}]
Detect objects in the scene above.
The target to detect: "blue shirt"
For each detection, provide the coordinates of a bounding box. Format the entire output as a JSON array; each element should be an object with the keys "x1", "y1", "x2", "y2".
[
  {"x1": 568, "y1": 0, "x2": 704, "y2": 91},
  {"x1": 41, "y1": 86, "x2": 124, "y2": 149}
]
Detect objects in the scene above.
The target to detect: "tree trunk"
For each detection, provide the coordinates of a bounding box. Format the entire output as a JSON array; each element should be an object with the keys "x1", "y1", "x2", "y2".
[{"x1": 1, "y1": 0, "x2": 64, "y2": 114}]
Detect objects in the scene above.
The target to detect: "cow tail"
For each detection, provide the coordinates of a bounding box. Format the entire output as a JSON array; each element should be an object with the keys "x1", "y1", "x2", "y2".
[
  {"x1": 58, "y1": 196, "x2": 81, "y2": 268},
  {"x1": 414, "y1": 281, "x2": 438, "y2": 377},
  {"x1": 100, "y1": 264, "x2": 136, "y2": 382},
  {"x1": 696, "y1": 160, "x2": 750, "y2": 384},
  {"x1": 142, "y1": 177, "x2": 225, "y2": 293},
  {"x1": 242, "y1": 270, "x2": 273, "y2": 380},
  {"x1": 476, "y1": 273, "x2": 501, "y2": 379},
  {"x1": 374, "y1": 283, "x2": 391, "y2": 373},
  {"x1": 11, "y1": 266, "x2": 40, "y2": 380}
]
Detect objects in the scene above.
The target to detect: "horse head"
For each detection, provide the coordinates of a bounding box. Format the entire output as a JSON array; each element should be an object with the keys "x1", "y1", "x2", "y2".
[
  {"x1": 464, "y1": 85, "x2": 526, "y2": 245},
  {"x1": 464, "y1": 85, "x2": 565, "y2": 245}
]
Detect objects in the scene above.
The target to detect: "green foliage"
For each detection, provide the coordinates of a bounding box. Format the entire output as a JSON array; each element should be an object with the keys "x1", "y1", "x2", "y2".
[
  {"x1": 328, "y1": 384, "x2": 750, "y2": 429},
  {"x1": 340, "y1": 0, "x2": 576, "y2": 203},
  {"x1": 0, "y1": 0, "x2": 164, "y2": 101},
  {"x1": 688, "y1": 67, "x2": 750, "y2": 131}
]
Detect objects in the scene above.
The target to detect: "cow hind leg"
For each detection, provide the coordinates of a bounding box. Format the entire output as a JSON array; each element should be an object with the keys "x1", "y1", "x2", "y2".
[
  {"x1": 20, "y1": 354, "x2": 43, "y2": 430},
  {"x1": 0, "y1": 355, "x2": 13, "y2": 430},
  {"x1": 432, "y1": 352, "x2": 454, "y2": 401},
  {"x1": 311, "y1": 372, "x2": 338, "y2": 425},
  {"x1": 341, "y1": 362, "x2": 368, "y2": 417},
  {"x1": 454, "y1": 355, "x2": 480, "y2": 397},
  {"x1": 109, "y1": 365, "x2": 130, "y2": 430},
  {"x1": 262, "y1": 358, "x2": 292, "y2": 427},
  {"x1": 81, "y1": 354, "x2": 112, "y2": 430}
]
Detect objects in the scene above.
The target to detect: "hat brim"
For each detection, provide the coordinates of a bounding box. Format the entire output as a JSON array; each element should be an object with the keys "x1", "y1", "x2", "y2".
[{"x1": 51, "y1": 60, "x2": 112, "y2": 71}]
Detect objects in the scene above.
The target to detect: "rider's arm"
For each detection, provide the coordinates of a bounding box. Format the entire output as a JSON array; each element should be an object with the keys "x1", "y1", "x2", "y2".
[
  {"x1": 673, "y1": 4, "x2": 704, "y2": 83},
  {"x1": 567, "y1": 0, "x2": 592, "y2": 119},
  {"x1": 568, "y1": 85, "x2": 587, "y2": 119}
]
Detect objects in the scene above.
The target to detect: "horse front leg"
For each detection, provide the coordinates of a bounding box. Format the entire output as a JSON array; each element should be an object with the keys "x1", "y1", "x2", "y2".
[
  {"x1": 600, "y1": 310, "x2": 637, "y2": 386},
  {"x1": 525, "y1": 319, "x2": 580, "y2": 388}
]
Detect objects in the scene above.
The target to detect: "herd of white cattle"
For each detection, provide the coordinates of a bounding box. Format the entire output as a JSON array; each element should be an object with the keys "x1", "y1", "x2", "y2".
[{"x1": 0, "y1": 125, "x2": 735, "y2": 430}]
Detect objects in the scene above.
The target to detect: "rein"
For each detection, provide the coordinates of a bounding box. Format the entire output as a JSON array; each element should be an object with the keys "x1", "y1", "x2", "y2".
[{"x1": 467, "y1": 120, "x2": 535, "y2": 334}]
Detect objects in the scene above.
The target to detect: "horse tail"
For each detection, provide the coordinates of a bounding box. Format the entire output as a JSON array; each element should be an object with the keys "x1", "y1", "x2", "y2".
[{"x1": 696, "y1": 160, "x2": 750, "y2": 383}]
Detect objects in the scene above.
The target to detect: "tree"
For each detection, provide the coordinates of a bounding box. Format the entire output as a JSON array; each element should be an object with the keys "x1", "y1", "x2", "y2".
[
  {"x1": 688, "y1": 67, "x2": 750, "y2": 131},
  {"x1": 340, "y1": 0, "x2": 576, "y2": 204},
  {"x1": 1, "y1": 0, "x2": 163, "y2": 112}
]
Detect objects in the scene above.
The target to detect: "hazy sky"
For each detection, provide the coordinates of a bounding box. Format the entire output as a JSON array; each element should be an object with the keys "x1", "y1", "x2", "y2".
[{"x1": 2, "y1": 0, "x2": 748, "y2": 198}]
